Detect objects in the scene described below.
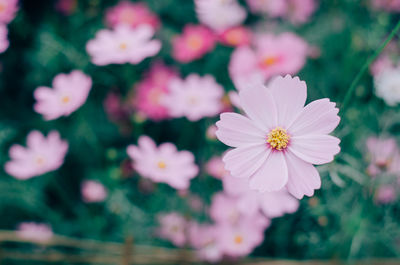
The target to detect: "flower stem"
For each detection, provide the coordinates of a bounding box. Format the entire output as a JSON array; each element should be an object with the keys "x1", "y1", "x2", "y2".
[{"x1": 341, "y1": 19, "x2": 400, "y2": 112}]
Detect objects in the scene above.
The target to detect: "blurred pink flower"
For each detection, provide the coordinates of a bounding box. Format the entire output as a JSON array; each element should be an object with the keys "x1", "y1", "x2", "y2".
[
  {"x1": 216, "y1": 75, "x2": 340, "y2": 199},
  {"x1": 55, "y1": 0, "x2": 77, "y2": 15},
  {"x1": 372, "y1": 0, "x2": 400, "y2": 12},
  {"x1": 246, "y1": 0, "x2": 287, "y2": 17},
  {"x1": 218, "y1": 218, "x2": 265, "y2": 257},
  {"x1": 17, "y1": 222, "x2": 53, "y2": 243},
  {"x1": 134, "y1": 62, "x2": 178, "y2": 121},
  {"x1": 195, "y1": 0, "x2": 247, "y2": 32},
  {"x1": 223, "y1": 175, "x2": 299, "y2": 218},
  {"x1": 34, "y1": 71, "x2": 92, "y2": 120},
  {"x1": 81, "y1": 180, "x2": 108, "y2": 203},
  {"x1": 0, "y1": 24, "x2": 9, "y2": 53},
  {"x1": 104, "y1": 92, "x2": 129, "y2": 122},
  {"x1": 206, "y1": 156, "x2": 229, "y2": 179},
  {"x1": 127, "y1": 136, "x2": 198, "y2": 190},
  {"x1": 172, "y1": 25, "x2": 216, "y2": 63},
  {"x1": 188, "y1": 222, "x2": 223, "y2": 262},
  {"x1": 206, "y1": 125, "x2": 218, "y2": 140},
  {"x1": 370, "y1": 54, "x2": 395, "y2": 77},
  {"x1": 105, "y1": 1, "x2": 160, "y2": 29},
  {"x1": 218, "y1": 26, "x2": 252, "y2": 47},
  {"x1": 366, "y1": 137, "x2": 400, "y2": 176},
  {"x1": 246, "y1": 0, "x2": 317, "y2": 24},
  {"x1": 162, "y1": 74, "x2": 224, "y2": 121},
  {"x1": 229, "y1": 33, "x2": 308, "y2": 88},
  {"x1": 157, "y1": 212, "x2": 187, "y2": 247},
  {"x1": 86, "y1": 25, "x2": 161, "y2": 66},
  {"x1": 286, "y1": 0, "x2": 317, "y2": 24},
  {"x1": 210, "y1": 193, "x2": 241, "y2": 224},
  {"x1": 5, "y1": 131, "x2": 68, "y2": 180},
  {"x1": 0, "y1": 0, "x2": 18, "y2": 24},
  {"x1": 375, "y1": 185, "x2": 397, "y2": 204}
]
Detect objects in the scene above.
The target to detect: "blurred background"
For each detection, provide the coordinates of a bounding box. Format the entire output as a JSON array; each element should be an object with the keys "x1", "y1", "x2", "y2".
[{"x1": 1, "y1": 0, "x2": 400, "y2": 264}]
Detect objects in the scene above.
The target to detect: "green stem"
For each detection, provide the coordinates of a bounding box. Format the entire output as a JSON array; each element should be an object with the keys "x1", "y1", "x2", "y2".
[{"x1": 341, "y1": 19, "x2": 400, "y2": 112}]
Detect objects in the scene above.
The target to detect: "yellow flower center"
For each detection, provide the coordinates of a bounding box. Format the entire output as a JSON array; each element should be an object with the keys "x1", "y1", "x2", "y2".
[
  {"x1": 119, "y1": 43, "x2": 128, "y2": 50},
  {"x1": 157, "y1": 161, "x2": 167, "y2": 169},
  {"x1": 234, "y1": 235, "x2": 243, "y2": 244},
  {"x1": 260, "y1": 56, "x2": 279, "y2": 68},
  {"x1": 267, "y1": 127, "x2": 290, "y2": 151},
  {"x1": 61, "y1": 96, "x2": 70, "y2": 104},
  {"x1": 35, "y1": 156, "x2": 45, "y2": 166},
  {"x1": 187, "y1": 35, "x2": 203, "y2": 50},
  {"x1": 225, "y1": 29, "x2": 242, "y2": 45},
  {"x1": 0, "y1": 4, "x2": 5, "y2": 12}
]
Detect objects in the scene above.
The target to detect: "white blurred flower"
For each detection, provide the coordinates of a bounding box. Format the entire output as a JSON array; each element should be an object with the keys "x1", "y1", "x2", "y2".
[
  {"x1": 374, "y1": 67, "x2": 400, "y2": 106},
  {"x1": 195, "y1": 0, "x2": 247, "y2": 32}
]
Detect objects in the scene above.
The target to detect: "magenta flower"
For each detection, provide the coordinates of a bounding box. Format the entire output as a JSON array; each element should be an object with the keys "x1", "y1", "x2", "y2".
[
  {"x1": 17, "y1": 222, "x2": 53, "y2": 243},
  {"x1": 0, "y1": 0, "x2": 18, "y2": 24},
  {"x1": 366, "y1": 137, "x2": 400, "y2": 177},
  {"x1": 34, "y1": 71, "x2": 92, "y2": 120},
  {"x1": 105, "y1": 1, "x2": 160, "y2": 30},
  {"x1": 0, "y1": 24, "x2": 9, "y2": 53},
  {"x1": 223, "y1": 175, "x2": 299, "y2": 218},
  {"x1": 81, "y1": 180, "x2": 108, "y2": 203},
  {"x1": 162, "y1": 74, "x2": 224, "y2": 121},
  {"x1": 172, "y1": 25, "x2": 216, "y2": 63},
  {"x1": 5, "y1": 131, "x2": 68, "y2": 180},
  {"x1": 216, "y1": 75, "x2": 340, "y2": 199},
  {"x1": 230, "y1": 33, "x2": 309, "y2": 89},
  {"x1": 127, "y1": 136, "x2": 198, "y2": 190},
  {"x1": 157, "y1": 212, "x2": 187, "y2": 247},
  {"x1": 195, "y1": 0, "x2": 247, "y2": 32},
  {"x1": 86, "y1": 25, "x2": 161, "y2": 66},
  {"x1": 134, "y1": 62, "x2": 178, "y2": 121},
  {"x1": 218, "y1": 26, "x2": 252, "y2": 47}
]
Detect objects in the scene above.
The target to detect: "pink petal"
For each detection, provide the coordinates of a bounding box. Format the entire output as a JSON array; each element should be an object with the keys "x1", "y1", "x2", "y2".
[
  {"x1": 138, "y1": 136, "x2": 156, "y2": 153},
  {"x1": 223, "y1": 145, "x2": 270, "y2": 179},
  {"x1": 259, "y1": 190, "x2": 299, "y2": 218},
  {"x1": 216, "y1": 112, "x2": 266, "y2": 148},
  {"x1": 269, "y1": 75, "x2": 307, "y2": 128},
  {"x1": 26, "y1": 131, "x2": 45, "y2": 151},
  {"x1": 239, "y1": 83, "x2": 277, "y2": 131},
  {"x1": 285, "y1": 150, "x2": 321, "y2": 199},
  {"x1": 249, "y1": 151, "x2": 288, "y2": 192},
  {"x1": 289, "y1": 134, "x2": 340, "y2": 165},
  {"x1": 289, "y1": 98, "x2": 340, "y2": 136}
]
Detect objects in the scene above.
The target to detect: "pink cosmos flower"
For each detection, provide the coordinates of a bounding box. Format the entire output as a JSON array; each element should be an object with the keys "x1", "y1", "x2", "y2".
[
  {"x1": 206, "y1": 156, "x2": 229, "y2": 179},
  {"x1": 81, "y1": 180, "x2": 108, "y2": 203},
  {"x1": 188, "y1": 222, "x2": 223, "y2": 262},
  {"x1": 246, "y1": 0, "x2": 287, "y2": 17},
  {"x1": 370, "y1": 54, "x2": 394, "y2": 77},
  {"x1": 218, "y1": 26, "x2": 252, "y2": 47},
  {"x1": 285, "y1": 0, "x2": 317, "y2": 24},
  {"x1": 162, "y1": 74, "x2": 224, "y2": 121},
  {"x1": 229, "y1": 33, "x2": 308, "y2": 88},
  {"x1": 206, "y1": 125, "x2": 218, "y2": 140},
  {"x1": 17, "y1": 222, "x2": 53, "y2": 243},
  {"x1": 127, "y1": 136, "x2": 198, "y2": 190},
  {"x1": 218, "y1": 218, "x2": 265, "y2": 257},
  {"x1": 86, "y1": 24, "x2": 161, "y2": 66},
  {"x1": 216, "y1": 75, "x2": 341, "y2": 199},
  {"x1": 0, "y1": 24, "x2": 9, "y2": 53},
  {"x1": 366, "y1": 137, "x2": 400, "y2": 177},
  {"x1": 0, "y1": 0, "x2": 18, "y2": 24},
  {"x1": 157, "y1": 212, "x2": 187, "y2": 247},
  {"x1": 223, "y1": 175, "x2": 299, "y2": 218},
  {"x1": 55, "y1": 0, "x2": 77, "y2": 15},
  {"x1": 5, "y1": 131, "x2": 68, "y2": 180},
  {"x1": 375, "y1": 185, "x2": 397, "y2": 204},
  {"x1": 34, "y1": 71, "x2": 92, "y2": 120},
  {"x1": 105, "y1": 1, "x2": 160, "y2": 29},
  {"x1": 134, "y1": 62, "x2": 178, "y2": 121},
  {"x1": 372, "y1": 0, "x2": 400, "y2": 12},
  {"x1": 195, "y1": 0, "x2": 247, "y2": 32},
  {"x1": 172, "y1": 25, "x2": 216, "y2": 63}
]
